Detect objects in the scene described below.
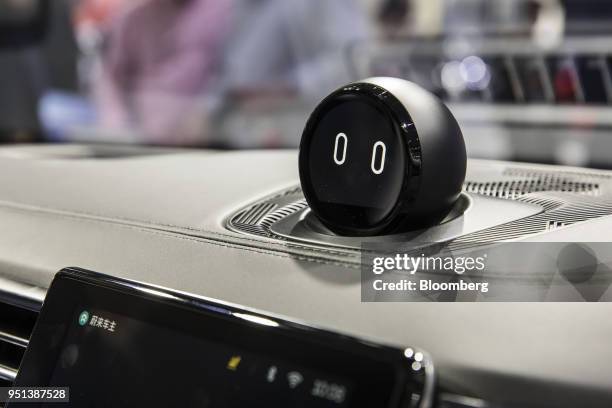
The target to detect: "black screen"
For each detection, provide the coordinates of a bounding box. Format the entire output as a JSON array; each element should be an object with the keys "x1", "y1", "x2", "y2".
[
  {"x1": 47, "y1": 308, "x2": 350, "y2": 407},
  {"x1": 305, "y1": 95, "x2": 405, "y2": 228},
  {"x1": 13, "y1": 269, "x2": 412, "y2": 408}
]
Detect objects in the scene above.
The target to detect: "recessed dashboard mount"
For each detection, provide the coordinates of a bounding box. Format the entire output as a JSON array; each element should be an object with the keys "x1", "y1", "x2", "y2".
[
  {"x1": 13, "y1": 268, "x2": 434, "y2": 408},
  {"x1": 299, "y1": 77, "x2": 466, "y2": 236}
]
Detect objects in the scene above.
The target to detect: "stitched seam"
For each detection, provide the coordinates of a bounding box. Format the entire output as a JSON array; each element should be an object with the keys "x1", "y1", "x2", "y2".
[
  {"x1": 0, "y1": 203, "x2": 361, "y2": 269},
  {"x1": 0, "y1": 199, "x2": 359, "y2": 256}
]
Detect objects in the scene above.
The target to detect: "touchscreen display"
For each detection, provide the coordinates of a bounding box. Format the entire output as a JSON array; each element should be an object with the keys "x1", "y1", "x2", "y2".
[
  {"x1": 13, "y1": 269, "x2": 421, "y2": 408},
  {"x1": 48, "y1": 307, "x2": 350, "y2": 407}
]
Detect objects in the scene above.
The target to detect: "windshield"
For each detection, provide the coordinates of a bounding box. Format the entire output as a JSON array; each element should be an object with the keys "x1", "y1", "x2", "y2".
[{"x1": 1, "y1": 0, "x2": 612, "y2": 167}]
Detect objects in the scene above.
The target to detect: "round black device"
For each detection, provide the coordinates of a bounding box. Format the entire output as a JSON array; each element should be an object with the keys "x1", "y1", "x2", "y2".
[{"x1": 299, "y1": 77, "x2": 466, "y2": 236}]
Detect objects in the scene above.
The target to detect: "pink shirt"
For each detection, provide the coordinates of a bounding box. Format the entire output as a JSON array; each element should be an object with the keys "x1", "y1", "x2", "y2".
[{"x1": 97, "y1": 0, "x2": 230, "y2": 143}]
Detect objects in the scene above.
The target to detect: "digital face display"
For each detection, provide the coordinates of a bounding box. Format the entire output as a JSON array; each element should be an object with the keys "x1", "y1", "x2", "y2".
[{"x1": 302, "y1": 95, "x2": 406, "y2": 231}]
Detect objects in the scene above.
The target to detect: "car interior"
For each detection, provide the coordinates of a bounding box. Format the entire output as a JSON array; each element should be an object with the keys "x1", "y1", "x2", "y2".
[{"x1": 1, "y1": 1, "x2": 612, "y2": 407}]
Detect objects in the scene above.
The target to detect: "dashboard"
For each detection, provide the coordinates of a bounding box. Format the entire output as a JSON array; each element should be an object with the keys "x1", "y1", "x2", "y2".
[
  {"x1": 0, "y1": 144, "x2": 611, "y2": 407},
  {"x1": 3, "y1": 1, "x2": 612, "y2": 406}
]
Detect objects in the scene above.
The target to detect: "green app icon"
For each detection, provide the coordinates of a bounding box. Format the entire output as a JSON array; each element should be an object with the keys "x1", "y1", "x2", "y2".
[{"x1": 78, "y1": 310, "x2": 90, "y2": 326}]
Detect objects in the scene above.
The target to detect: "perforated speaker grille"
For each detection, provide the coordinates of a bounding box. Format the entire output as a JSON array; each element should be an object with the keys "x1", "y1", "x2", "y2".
[
  {"x1": 464, "y1": 167, "x2": 608, "y2": 199},
  {"x1": 226, "y1": 162, "x2": 612, "y2": 253},
  {"x1": 451, "y1": 193, "x2": 612, "y2": 249},
  {"x1": 228, "y1": 191, "x2": 306, "y2": 240}
]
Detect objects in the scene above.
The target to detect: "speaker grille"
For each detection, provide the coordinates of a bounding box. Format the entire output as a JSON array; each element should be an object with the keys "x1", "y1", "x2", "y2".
[
  {"x1": 226, "y1": 163, "x2": 612, "y2": 254},
  {"x1": 227, "y1": 189, "x2": 307, "y2": 240},
  {"x1": 464, "y1": 167, "x2": 608, "y2": 199},
  {"x1": 451, "y1": 193, "x2": 612, "y2": 248}
]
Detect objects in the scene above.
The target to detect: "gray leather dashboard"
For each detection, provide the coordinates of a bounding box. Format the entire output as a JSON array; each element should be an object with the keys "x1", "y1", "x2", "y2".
[{"x1": 0, "y1": 144, "x2": 611, "y2": 407}]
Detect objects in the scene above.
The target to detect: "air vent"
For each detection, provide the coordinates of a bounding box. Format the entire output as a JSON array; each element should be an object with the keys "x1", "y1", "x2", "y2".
[{"x1": 0, "y1": 292, "x2": 40, "y2": 386}]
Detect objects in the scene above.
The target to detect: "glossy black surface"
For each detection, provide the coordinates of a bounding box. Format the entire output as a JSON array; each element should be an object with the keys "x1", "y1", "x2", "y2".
[
  {"x1": 305, "y1": 95, "x2": 406, "y2": 229},
  {"x1": 299, "y1": 82, "x2": 421, "y2": 235},
  {"x1": 13, "y1": 268, "x2": 429, "y2": 408},
  {"x1": 300, "y1": 78, "x2": 466, "y2": 236}
]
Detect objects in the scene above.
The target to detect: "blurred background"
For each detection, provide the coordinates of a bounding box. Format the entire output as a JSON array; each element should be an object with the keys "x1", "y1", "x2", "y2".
[{"x1": 2, "y1": 0, "x2": 612, "y2": 168}]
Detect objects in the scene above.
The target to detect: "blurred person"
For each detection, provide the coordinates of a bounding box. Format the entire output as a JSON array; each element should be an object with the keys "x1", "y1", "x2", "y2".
[
  {"x1": 72, "y1": 0, "x2": 125, "y2": 88},
  {"x1": 442, "y1": 0, "x2": 536, "y2": 35},
  {"x1": 36, "y1": 0, "x2": 123, "y2": 142},
  {"x1": 221, "y1": 0, "x2": 367, "y2": 103},
  {"x1": 529, "y1": 0, "x2": 564, "y2": 49},
  {"x1": 95, "y1": 0, "x2": 366, "y2": 147},
  {"x1": 74, "y1": 0, "x2": 124, "y2": 32},
  {"x1": 0, "y1": 0, "x2": 78, "y2": 142},
  {"x1": 376, "y1": 0, "x2": 411, "y2": 39},
  {"x1": 215, "y1": 0, "x2": 367, "y2": 147},
  {"x1": 95, "y1": 0, "x2": 231, "y2": 145}
]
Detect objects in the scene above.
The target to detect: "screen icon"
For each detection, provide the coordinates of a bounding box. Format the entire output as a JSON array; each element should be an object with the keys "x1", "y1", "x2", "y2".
[
  {"x1": 266, "y1": 366, "x2": 277, "y2": 383},
  {"x1": 226, "y1": 355, "x2": 242, "y2": 371},
  {"x1": 78, "y1": 310, "x2": 90, "y2": 326},
  {"x1": 287, "y1": 371, "x2": 303, "y2": 389}
]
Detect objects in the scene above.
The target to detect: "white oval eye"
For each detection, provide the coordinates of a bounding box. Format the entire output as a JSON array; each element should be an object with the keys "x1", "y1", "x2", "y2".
[
  {"x1": 333, "y1": 133, "x2": 348, "y2": 165},
  {"x1": 371, "y1": 141, "x2": 386, "y2": 175}
]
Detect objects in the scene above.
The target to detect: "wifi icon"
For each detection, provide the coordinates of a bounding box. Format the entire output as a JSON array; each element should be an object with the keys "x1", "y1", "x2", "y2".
[{"x1": 287, "y1": 371, "x2": 304, "y2": 389}]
